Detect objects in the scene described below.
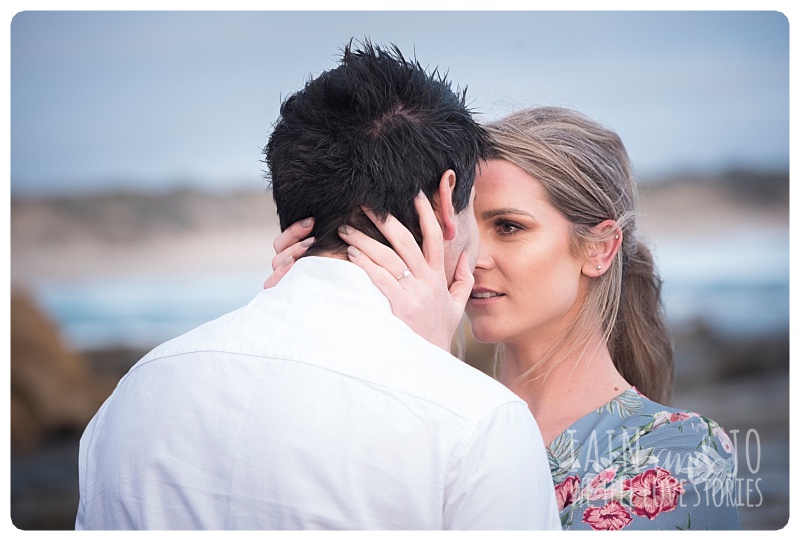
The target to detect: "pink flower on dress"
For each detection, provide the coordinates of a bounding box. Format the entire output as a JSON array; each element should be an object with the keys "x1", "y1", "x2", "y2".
[
  {"x1": 554, "y1": 475, "x2": 581, "y2": 510},
  {"x1": 669, "y1": 411, "x2": 695, "y2": 423},
  {"x1": 652, "y1": 410, "x2": 697, "y2": 430},
  {"x1": 584, "y1": 466, "x2": 620, "y2": 501},
  {"x1": 624, "y1": 467, "x2": 685, "y2": 519},
  {"x1": 582, "y1": 501, "x2": 632, "y2": 530}
]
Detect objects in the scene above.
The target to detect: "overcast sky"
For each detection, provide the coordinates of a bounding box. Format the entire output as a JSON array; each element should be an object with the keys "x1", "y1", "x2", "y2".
[{"x1": 8, "y1": 9, "x2": 791, "y2": 195}]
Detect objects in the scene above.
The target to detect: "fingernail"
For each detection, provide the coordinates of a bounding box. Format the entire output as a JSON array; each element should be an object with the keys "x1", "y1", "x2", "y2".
[
  {"x1": 417, "y1": 190, "x2": 425, "y2": 199},
  {"x1": 339, "y1": 224, "x2": 352, "y2": 235},
  {"x1": 281, "y1": 256, "x2": 293, "y2": 268},
  {"x1": 301, "y1": 236, "x2": 315, "y2": 247},
  {"x1": 347, "y1": 246, "x2": 361, "y2": 258},
  {"x1": 301, "y1": 217, "x2": 313, "y2": 228}
]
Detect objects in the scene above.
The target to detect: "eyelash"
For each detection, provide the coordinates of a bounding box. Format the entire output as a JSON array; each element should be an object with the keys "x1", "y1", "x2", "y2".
[{"x1": 494, "y1": 219, "x2": 524, "y2": 236}]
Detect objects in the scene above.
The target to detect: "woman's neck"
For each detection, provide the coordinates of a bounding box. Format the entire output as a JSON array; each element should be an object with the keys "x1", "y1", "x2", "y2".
[{"x1": 501, "y1": 332, "x2": 631, "y2": 446}]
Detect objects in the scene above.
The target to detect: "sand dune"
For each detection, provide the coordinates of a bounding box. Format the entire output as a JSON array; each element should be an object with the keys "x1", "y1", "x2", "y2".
[{"x1": 10, "y1": 189, "x2": 282, "y2": 283}]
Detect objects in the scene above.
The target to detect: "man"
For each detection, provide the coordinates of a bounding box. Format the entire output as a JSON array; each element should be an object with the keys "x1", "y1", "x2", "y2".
[{"x1": 76, "y1": 41, "x2": 559, "y2": 530}]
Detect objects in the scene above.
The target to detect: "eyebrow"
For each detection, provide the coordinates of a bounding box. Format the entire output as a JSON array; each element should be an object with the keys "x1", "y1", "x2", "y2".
[{"x1": 480, "y1": 208, "x2": 536, "y2": 220}]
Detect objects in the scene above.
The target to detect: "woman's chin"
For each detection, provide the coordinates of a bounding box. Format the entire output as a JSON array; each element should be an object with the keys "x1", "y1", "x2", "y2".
[{"x1": 467, "y1": 319, "x2": 504, "y2": 344}]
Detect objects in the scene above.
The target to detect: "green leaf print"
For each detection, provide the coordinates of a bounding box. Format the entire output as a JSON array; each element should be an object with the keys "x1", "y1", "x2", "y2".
[
  {"x1": 548, "y1": 431, "x2": 581, "y2": 483},
  {"x1": 600, "y1": 391, "x2": 643, "y2": 418}
]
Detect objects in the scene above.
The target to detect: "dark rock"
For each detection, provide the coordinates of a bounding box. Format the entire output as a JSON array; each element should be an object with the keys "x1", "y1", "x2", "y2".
[{"x1": 10, "y1": 290, "x2": 116, "y2": 453}]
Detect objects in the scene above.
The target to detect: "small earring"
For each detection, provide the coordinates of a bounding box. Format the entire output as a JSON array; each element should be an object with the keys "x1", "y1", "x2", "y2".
[
  {"x1": 596, "y1": 265, "x2": 602, "y2": 270},
  {"x1": 615, "y1": 235, "x2": 620, "y2": 239}
]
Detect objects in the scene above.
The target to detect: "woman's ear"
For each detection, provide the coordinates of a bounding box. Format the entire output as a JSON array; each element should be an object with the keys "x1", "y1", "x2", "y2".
[
  {"x1": 581, "y1": 219, "x2": 623, "y2": 277},
  {"x1": 431, "y1": 169, "x2": 457, "y2": 241}
]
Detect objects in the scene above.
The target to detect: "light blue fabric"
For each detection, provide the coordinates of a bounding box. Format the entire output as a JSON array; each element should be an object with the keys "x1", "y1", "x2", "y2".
[{"x1": 548, "y1": 388, "x2": 741, "y2": 530}]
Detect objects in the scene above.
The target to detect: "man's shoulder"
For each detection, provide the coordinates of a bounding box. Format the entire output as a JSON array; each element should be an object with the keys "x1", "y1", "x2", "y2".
[
  {"x1": 129, "y1": 287, "x2": 526, "y2": 424},
  {"x1": 354, "y1": 327, "x2": 527, "y2": 422}
]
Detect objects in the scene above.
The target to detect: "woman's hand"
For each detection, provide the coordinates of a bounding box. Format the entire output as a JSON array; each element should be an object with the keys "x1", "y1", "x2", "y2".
[
  {"x1": 263, "y1": 217, "x2": 315, "y2": 289},
  {"x1": 338, "y1": 192, "x2": 474, "y2": 351}
]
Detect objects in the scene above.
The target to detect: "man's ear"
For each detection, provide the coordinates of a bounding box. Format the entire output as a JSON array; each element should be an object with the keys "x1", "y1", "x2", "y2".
[
  {"x1": 431, "y1": 169, "x2": 458, "y2": 241},
  {"x1": 581, "y1": 219, "x2": 623, "y2": 277}
]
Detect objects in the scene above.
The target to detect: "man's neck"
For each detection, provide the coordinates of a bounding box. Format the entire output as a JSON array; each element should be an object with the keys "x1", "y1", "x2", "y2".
[{"x1": 299, "y1": 251, "x2": 349, "y2": 262}]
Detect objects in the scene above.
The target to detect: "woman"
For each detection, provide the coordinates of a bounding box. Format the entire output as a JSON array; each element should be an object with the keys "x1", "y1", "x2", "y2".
[{"x1": 268, "y1": 107, "x2": 740, "y2": 530}]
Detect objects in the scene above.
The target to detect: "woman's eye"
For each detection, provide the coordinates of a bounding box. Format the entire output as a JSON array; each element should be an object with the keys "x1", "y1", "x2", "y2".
[{"x1": 496, "y1": 220, "x2": 521, "y2": 236}]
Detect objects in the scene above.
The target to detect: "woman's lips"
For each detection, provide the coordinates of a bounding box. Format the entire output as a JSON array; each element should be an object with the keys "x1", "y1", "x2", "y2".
[{"x1": 468, "y1": 288, "x2": 505, "y2": 304}]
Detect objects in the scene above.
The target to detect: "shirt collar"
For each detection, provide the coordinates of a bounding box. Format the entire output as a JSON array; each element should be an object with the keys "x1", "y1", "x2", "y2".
[{"x1": 274, "y1": 255, "x2": 393, "y2": 314}]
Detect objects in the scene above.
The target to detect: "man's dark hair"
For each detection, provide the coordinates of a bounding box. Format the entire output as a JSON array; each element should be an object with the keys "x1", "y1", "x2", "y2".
[{"x1": 264, "y1": 40, "x2": 490, "y2": 256}]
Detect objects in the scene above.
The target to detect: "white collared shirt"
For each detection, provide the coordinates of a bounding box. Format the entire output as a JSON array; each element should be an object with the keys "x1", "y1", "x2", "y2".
[{"x1": 77, "y1": 256, "x2": 560, "y2": 530}]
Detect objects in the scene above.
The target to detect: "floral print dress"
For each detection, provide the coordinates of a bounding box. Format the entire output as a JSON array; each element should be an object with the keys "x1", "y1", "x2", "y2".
[{"x1": 549, "y1": 388, "x2": 740, "y2": 530}]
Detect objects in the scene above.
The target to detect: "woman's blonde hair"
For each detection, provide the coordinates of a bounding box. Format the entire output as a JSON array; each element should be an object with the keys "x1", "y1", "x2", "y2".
[{"x1": 484, "y1": 107, "x2": 674, "y2": 403}]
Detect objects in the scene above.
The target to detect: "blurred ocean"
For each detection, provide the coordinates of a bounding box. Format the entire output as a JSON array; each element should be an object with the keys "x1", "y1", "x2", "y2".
[
  {"x1": 30, "y1": 268, "x2": 269, "y2": 351},
  {"x1": 28, "y1": 228, "x2": 789, "y2": 352},
  {"x1": 655, "y1": 228, "x2": 790, "y2": 337}
]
